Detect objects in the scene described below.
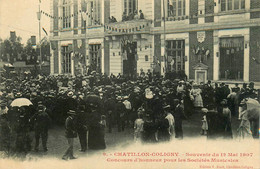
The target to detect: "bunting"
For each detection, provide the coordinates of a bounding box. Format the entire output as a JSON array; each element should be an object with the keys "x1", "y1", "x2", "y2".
[{"x1": 39, "y1": 8, "x2": 204, "y2": 25}]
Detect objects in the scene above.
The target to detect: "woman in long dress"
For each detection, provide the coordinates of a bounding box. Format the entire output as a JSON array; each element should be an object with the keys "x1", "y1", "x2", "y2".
[
  {"x1": 190, "y1": 83, "x2": 203, "y2": 108},
  {"x1": 237, "y1": 101, "x2": 253, "y2": 140}
]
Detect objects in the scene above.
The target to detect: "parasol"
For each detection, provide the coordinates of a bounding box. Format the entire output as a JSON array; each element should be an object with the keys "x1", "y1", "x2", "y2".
[
  {"x1": 10, "y1": 98, "x2": 33, "y2": 107},
  {"x1": 245, "y1": 98, "x2": 260, "y2": 121},
  {"x1": 246, "y1": 98, "x2": 260, "y2": 110}
]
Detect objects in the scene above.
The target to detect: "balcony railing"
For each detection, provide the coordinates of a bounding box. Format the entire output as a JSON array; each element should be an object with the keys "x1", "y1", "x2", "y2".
[{"x1": 105, "y1": 19, "x2": 151, "y2": 35}]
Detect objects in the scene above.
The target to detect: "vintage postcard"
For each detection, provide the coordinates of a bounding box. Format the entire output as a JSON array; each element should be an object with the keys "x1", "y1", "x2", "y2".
[{"x1": 0, "y1": 0, "x2": 259, "y2": 169}]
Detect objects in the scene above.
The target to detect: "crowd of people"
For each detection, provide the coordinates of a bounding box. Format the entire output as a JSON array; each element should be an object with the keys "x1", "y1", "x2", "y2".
[
  {"x1": 0, "y1": 70, "x2": 259, "y2": 159},
  {"x1": 108, "y1": 9, "x2": 145, "y2": 24}
]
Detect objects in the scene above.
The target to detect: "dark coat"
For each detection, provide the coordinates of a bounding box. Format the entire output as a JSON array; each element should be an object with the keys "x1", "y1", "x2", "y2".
[
  {"x1": 173, "y1": 105, "x2": 184, "y2": 138},
  {"x1": 31, "y1": 111, "x2": 51, "y2": 131},
  {"x1": 65, "y1": 116, "x2": 77, "y2": 138}
]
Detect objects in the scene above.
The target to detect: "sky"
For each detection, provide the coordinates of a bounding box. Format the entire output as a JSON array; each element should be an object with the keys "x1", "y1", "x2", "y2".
[{"x1": 0, "y1": 0, "x2": 51, "y2": 44}]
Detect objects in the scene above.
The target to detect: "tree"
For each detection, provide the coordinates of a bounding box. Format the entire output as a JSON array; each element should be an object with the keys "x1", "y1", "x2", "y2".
[
  {"x1": 1, "y1": 36, "x2": 23, "y2": 64},
  {"x1": 23, "y1": 38, "x2": 37, "y2": 64},
  {"x1": 37, "y1": 40, "x2": 50, "y2": 63},
  {"x1": 0, "y1": 34, "x2": 51, "y2": 66},
  {"x1": 0, "y1": 38, "x2": 3, "y2": 61}
]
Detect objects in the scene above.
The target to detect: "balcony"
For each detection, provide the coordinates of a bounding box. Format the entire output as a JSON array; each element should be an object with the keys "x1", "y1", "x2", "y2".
[{"x1": 105, "y1": 19, "x2": 151, "y2": 36}]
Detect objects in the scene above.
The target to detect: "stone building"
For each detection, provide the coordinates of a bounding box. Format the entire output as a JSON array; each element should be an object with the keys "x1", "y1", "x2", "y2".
[{"x1": 49, "y1": 0, "x2": 260, "y2": 83}]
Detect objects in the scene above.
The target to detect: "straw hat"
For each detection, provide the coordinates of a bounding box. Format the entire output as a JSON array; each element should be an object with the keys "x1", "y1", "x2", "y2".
[{"x1": 67, "y1": 110, "x2": 76, "y2": 115}]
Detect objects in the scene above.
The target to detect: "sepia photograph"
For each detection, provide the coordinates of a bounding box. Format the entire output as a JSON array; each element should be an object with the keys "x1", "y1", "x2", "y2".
[{"x1": 0, "y1": 0, "x2": 259, "y2": 168}]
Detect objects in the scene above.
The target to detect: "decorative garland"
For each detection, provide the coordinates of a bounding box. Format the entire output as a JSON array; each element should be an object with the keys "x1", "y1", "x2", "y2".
[{"x1": 40, "y1": 10, "x2": 150, "y2": 32}]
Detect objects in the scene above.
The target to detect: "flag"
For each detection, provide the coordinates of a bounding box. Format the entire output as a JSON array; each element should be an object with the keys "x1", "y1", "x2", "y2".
[
  {"x1": 42, "y1": 27, "x2": 48, "y2": 36},
  {"x1": 169, "y1": 0, "x2": 173, "y2": 6},
  {"x1": 82, "y1": 12, "x2": 87, "y2": 21}
]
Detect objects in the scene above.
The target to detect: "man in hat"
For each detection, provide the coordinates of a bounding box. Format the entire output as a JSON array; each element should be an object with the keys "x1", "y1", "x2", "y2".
[
  {"x1": 104, "y1": 94, "x2": 116, "y2": 133},
  {"x1": 76, "y1": 106, "x2": 88, "y2": 152},
  {"x1": 176, "y1": 81, "x2": 185, "y2": 99},
  {"x1": 220, "y1": 99, "x2": 232, "y2": 139},
  {"x1": 0, "y1": 102, "x2": 10, "y2": 152},
  {"x1": 0, "y1": 102, "x2": 8, "y2": 117},
  {"x1": 115, "y1": 96, "x2": 127, "y2": 132},
  {"x1": 31, "y1": 102, "x2": 51, "y2": 152},
  {"x1": 139, "y1": 10, "x2": 144, "y2": 19},
  {"x1": 143, "y1": 113, "x2": 157, "y2": 142},
  {"x1": 247, "y1": 82, "x2": 257, "y2": 99},
  {"x1": 173, "y1": 99, "x2": 184, "y2": 139},
  {"x1": 63, "y1": 110, "x2": 77, "y2": 160},
  {"x1": 123, "y1": 96, "x2": 132, "y2": 127},
  {"x1": 202, "y1": 80, "x2": 214, "y2": 109},
  {"x1": 164, "y1": 105, "x2": 174, "y2": 136}
]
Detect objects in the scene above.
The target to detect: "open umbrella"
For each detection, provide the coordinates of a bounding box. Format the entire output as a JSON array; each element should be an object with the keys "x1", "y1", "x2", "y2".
[
  {"x1": 10, "y1": 98, "x2": 33, "y2": 107},
  {"x1": 244, "y1": 98, "x2": 260, "y2": 121},
  {"x1": 246, "y1": 98, "x2": 260, "y2": 110}
]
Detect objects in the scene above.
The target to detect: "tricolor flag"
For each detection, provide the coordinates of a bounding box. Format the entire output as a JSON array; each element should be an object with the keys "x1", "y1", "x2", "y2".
[{"x1": 169, "y1": 0, "x2": 173, "y2": 6}]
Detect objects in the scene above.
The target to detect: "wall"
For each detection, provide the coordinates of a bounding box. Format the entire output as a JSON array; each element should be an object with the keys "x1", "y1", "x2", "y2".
[
  {"x1": 53, "y1": 0, "x2": 59, "y2": 36},
  {"x1": 189, "y1": 31, "x2": 214, "y2": 80},
  {"x1": 154, "y1": 0, "x2": 161, "y2": 27},
  {"x1": 136, "y1": 36, "x2": 153, "y2": 73},
  {"x1": 205, "y1": 0, "x2": 214, "y2": 23},
  {"x1": 138, "y1": 0, "x2": 153, "y2": 20},
  {"x1": 250, "y1": 0, "x2": 260, "y2": 19},
  {"x1": 104, "y1": 40, "x2": 110, "y2": 75},
  {"x1": 154, "y1": 34, "x2": 161, "y2": 73},
  {"x1": 53, "y1": 41, "x2": 59, "y2": 74},
  {"x1": 109, "y1": 40, "x2": 122, "y2": 75},
  {"x1": 110, "y1": 0, "x2": 123, "y2": 22},
  {"x1": 74, "y1": 0, "x2": 78, "y2": 35},
  {"x1": 189, "y1": 0, "x2": 198, "y2": 24}
]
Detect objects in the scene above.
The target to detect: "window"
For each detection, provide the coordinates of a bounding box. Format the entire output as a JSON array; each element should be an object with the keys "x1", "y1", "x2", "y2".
[
  {"x1": 124, "y1": 0, "x2": 138, "y2": 15},
  {"x1": 89, "y1": 44, "x2": 101, "y2": 72},
  {"x1": 166, "y1": 40, "x2": 185, "y2": 71},
  {"x1": 145, "y1": 55, "x2": 149, "y2": 61},
  {"x1": 62, "y1": 46, "x2": 71, "y2": 74},
  {"x1": 168, "y1": 0, "x2": 186, "y2": 17},
  {"x1": 86, "y1": 0, "x2": 101, "y2": 26},
  {"x1": 220, "y1": 0, "x2": 245, "y2": 12},
  {"x1": 62, "y1": 0, "x2": 71, "y2": 28}
]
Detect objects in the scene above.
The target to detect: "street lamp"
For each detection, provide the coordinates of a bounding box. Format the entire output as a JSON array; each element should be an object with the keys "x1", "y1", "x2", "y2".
[{"x1": 37, "y1": 2, "x2": 42, "y2": 71}]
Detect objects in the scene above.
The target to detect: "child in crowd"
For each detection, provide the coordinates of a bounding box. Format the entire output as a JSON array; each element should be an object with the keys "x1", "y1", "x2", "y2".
[
  {"x1": 201, "y1": 108, "x2": 208, "y2": 135},
  {"x1": 134, "y1": 114, "x2": 144, "y2": 142}
]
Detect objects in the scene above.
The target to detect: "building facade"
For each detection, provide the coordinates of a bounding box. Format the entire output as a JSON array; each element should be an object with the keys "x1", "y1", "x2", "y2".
[{"x1": 49, "y1": 0, "x2": 260, "y2": 83}]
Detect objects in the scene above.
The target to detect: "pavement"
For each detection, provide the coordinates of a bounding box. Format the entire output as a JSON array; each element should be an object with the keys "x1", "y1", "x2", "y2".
[
  {"x1": 1, "y1": 112, "x2": 257, "y2": 169},
  {"x1": 21, "y1": 111, "x2": 242, "y2": 160}
]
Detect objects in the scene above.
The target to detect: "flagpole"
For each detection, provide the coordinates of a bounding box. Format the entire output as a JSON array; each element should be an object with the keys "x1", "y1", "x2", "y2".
[
  {"x1": 38, "y1": 1, "x2": 42, "y2": 72},
  {"x1": 163, "y1": 0, "x2": 167, "y2": 75}
]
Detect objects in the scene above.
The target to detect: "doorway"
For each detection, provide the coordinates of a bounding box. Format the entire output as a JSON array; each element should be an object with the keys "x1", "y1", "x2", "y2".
[
  {"x1": 122, "y1": 41, "x2": 137, "y2": 79},
  {"x1": 219, "y1": 37, "x2": 244, "y2": 80}
]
